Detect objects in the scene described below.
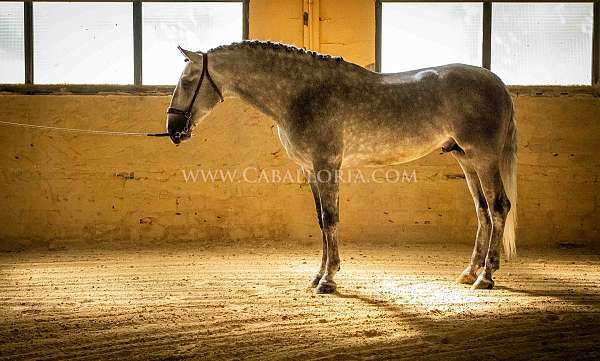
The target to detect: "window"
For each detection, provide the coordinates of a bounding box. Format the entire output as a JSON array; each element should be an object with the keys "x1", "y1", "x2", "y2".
[
  {"x1": 0, "y1": 3, "x2": 24, "y2": 83},
  {"x1": 492, "y1": 3, "x2": 593, "y2": 85},
  {"x1": 378, "y1": 1, "x2": 598, "y2": 85},
  {"x1": 0, "y1": 1, "x2": 244, "y2": 86},
  {"x1": 33, "y1": 2, "x2": 133, "y2": 84},
  {"x1": 143, "y1": 2, "x2": 243, "y2": 85},
  {"x1": 381, "y1": 3, "x2": 482, "y2": 73}
]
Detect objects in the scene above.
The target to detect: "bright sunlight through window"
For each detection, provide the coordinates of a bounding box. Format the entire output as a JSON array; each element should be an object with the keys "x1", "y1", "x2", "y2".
[
  {"x1": 491, "y1": 3, "x2": 593, "y2": 85},
  {"x1": 33, "y1": 2, "x2": 133, "y2": 84},
  {"x1": 0, "y1": 3, "x2": 24, "y2": 83},
  {"x1": 142, "y1": 2, "x2": 243, "y2": 85},
  {"x1": 382, "y1": 3, "x2": 483, "y2": 73}
]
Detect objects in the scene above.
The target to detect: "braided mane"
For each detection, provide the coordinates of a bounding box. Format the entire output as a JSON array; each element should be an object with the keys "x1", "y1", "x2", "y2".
[{"x1": 209, "y1": 40, "x2": 344, "y2": 63}]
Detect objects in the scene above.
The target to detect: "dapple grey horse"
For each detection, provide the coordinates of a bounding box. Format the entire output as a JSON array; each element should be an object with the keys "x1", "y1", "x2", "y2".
[{"x1": 166, "y1": 41, "x2": 517, "y2": 294}]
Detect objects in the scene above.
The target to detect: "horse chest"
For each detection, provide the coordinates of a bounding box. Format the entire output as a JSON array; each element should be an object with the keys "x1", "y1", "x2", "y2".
[{"x1": 276, "y1": 127, "x2": 313, "y2": 168}]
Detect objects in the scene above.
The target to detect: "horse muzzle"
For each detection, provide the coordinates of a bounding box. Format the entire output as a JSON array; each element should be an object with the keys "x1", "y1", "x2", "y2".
[
  {"x1": 168, "y1": 130, "x2": 192, "y2": 145},
  {"x1": 167, "y1": 113, "x2": 192, "y2": 145}
]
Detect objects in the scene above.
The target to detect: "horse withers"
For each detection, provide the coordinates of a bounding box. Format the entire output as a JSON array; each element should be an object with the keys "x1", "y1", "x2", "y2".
[{"x1": 166, "y1": 41, "x2": 517, "y2": 294}]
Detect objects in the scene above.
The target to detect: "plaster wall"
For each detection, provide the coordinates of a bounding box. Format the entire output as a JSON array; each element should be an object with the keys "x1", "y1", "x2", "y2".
[{"x1": 0, "y1": 0, "x2": 597, "y2": 250}]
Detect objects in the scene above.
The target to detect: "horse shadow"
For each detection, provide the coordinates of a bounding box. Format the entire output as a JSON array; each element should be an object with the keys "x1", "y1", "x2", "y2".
[{"x1": 327, "y1": 275, "x2": 600, "y2": 360}]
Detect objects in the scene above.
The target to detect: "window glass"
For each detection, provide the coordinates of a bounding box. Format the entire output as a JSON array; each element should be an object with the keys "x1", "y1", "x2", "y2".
[
  {"x1": 0, "y1": 3, "x2": 24, "y2": 83},
  {"x1": 382, "y1": 3, "x2": 482, "y2": 73},
  {"x1": 143, "y1": 2, "x2": 242, "y2": 85},
  {"x1": 33, "y1": 2, "x2": 133, "y2": 84},
  {"x1": 492, "y1": 3, "x2": 593, "y2": 85}
]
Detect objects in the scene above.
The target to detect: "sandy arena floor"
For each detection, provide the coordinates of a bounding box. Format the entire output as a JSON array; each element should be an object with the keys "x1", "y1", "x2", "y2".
[{"x1": 1, "y1": 243, "x2": 599, "y2": 360}]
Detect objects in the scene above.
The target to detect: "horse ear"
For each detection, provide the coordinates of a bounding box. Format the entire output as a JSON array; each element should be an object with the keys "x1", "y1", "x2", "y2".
[{"x1": 177, "y1": 46, "x2": 203, "y2": 63}]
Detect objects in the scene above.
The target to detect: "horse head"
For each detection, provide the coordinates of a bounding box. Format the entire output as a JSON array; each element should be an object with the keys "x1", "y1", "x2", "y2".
[{"x1": 166, "y1": 46, "x2": 223, "y2": 145}]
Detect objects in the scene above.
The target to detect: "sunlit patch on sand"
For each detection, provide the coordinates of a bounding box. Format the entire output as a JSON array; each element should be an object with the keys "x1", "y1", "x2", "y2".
[{"x1": 380, "y1": 279, "x2": 490, "y2": 313}]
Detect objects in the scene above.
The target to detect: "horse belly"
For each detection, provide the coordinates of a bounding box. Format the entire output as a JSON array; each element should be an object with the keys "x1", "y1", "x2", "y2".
[{"x1": 342, "y1": 132, "x2": 448, "y2": 168}]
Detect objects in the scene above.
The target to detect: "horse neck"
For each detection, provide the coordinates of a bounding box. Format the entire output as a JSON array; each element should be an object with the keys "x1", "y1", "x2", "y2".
[{"x1": 208, "y1": 48, "x2": 344, "y2": 124}]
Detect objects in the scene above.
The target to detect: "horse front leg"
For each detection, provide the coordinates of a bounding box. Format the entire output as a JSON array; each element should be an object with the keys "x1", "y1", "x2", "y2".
[
  {"x1": 313, "y1": 163, "x2": 341, "y2": 294},
  {"x1": 306, "y1": 171, "x2": 327, "y2": 288}
]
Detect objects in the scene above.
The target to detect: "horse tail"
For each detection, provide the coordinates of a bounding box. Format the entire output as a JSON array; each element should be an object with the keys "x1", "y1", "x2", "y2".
[{"x1": 501, "y1": 105, "x2": 517, "y2": 259}]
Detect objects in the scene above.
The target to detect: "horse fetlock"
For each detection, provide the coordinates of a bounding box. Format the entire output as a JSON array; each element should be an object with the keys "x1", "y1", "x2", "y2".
[
  {"x1": 471, "y1": 273, "x2": 495, "y2": 290},
  {"x1": 471, "y1": 250, "x2": 486, "y2": 266},
  {"x1": 309, "y1": 274, "x2": 323, "y2": 288},
  {"x1": 316, "y1": 279, "x2": 337, "y2": 294},
  {"x1": 485, "y1": 254, "x2": 500, "y2": 272},
  {"x1": 327, "y1": 258, "x2": 340, "y2": 273}
]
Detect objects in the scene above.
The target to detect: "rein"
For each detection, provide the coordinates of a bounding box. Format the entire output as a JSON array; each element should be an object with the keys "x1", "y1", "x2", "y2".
[
  {"x1": 166, "y1": 51, "x2": 224, "y2": 141},
  {"x1": 0, "y1": 120, "x2": 170, "y2": 137}
]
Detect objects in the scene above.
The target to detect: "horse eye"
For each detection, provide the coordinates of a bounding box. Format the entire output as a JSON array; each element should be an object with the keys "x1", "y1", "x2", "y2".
[{"x1": 184, "y1": 59, "x2": 189, "y2": 63}]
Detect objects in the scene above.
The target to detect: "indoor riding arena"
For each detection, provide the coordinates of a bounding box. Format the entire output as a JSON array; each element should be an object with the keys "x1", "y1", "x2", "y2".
[{"x1": 1, "y1": 1, "x2": 599, "y2": 360}]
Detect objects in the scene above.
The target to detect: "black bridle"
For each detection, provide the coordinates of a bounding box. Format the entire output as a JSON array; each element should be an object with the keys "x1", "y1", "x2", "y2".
[{"x1": 163, "y1": 52, "x2": 224, "y2": 141}]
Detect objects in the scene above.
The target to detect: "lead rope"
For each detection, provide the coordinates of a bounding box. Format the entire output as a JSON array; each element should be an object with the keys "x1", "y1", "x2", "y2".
[{"x1": 0, "y1": 120, "x2": 170, "y2": 137}]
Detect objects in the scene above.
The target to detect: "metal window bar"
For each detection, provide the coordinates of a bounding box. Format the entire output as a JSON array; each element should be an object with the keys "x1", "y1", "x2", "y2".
[
  {"x1": 133, "y1": 0, "x2": 142, "y2": 85},
  {"x1": 375, "y1": 0, "x2": 382, "y2": 72},
  {"x1": 24, "y1": 0, "x2": 33, "y2": 84},
  {"x1": 482, "y1": 1, "x2": 491, "y2": 70},
  {"x1": 593, "y1": 1, "x2": 599, "y2": 85}
]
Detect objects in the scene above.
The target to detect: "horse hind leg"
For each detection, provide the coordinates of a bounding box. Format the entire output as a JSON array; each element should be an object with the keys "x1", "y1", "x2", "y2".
[
  {"x1": 453, "y1": 154, "x2": 492, "y2": 285},
  {"x1": 470, "y1": 162, "x2": 511, "y2": 290}
]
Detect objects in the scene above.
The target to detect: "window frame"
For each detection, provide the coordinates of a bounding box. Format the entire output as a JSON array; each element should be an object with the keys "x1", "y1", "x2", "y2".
[
  {"x1": 0, "y1": 0, "x2": 249, "y2": 88},
  {"x1": 376, "y1": 0, "x2": 600, "y2": 86}
]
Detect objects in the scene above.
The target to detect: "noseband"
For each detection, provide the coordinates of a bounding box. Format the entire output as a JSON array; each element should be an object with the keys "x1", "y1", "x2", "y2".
[{"x1": 166, "y1": 52, "x2": 224, "y2": 139}]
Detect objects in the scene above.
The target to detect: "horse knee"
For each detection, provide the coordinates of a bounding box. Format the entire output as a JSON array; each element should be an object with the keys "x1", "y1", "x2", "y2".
[
  {"x1": 476, "y1": 205, "x2": 491, "y2": 227},
  {"x1": 322, "y1": 224, "x2": 338, "y2": 237},
  {"x1": 321, "y1": 209, "x2": 339, "y2": 229}
]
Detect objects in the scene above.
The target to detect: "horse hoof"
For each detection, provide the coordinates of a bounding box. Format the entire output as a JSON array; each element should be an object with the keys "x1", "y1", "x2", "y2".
[
  {"x1": 457, "y1": 271, "x2": 477, "y2": 285},
  {"x1": 309, "y1": 275, "x2": 322, "y2": 288},
  {"x1": 471, "y1": 275, "x2": 494, "y2": 290},
  {"x1": 316, "y1": 280, "x2": 337, "y2": 294}
]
